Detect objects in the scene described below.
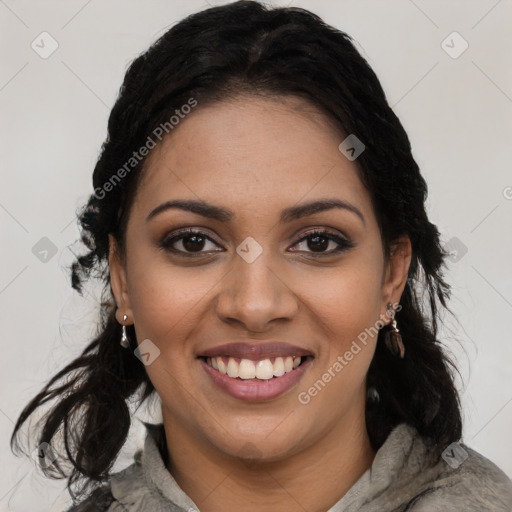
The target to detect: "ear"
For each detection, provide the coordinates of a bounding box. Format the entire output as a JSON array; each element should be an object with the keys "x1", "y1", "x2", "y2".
[
  {"x1": 109, "y1": 234, "x2": 134, "y2": 325},
  {"x1": 380, "y1": 235, "x2": 412, "y2": 324}
]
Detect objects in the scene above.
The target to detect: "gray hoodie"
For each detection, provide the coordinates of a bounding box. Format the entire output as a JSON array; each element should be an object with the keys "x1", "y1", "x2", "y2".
[{"x1": 65, "y1": 422, "x2": 512, "y2": 511}]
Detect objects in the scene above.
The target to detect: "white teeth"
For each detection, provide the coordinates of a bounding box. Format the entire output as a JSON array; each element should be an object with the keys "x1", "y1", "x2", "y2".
[
  {"x1": 216, "y1": 357, "x2": 227, "y2": 374},
  {"x1": 255, "y1": 359, "x2": 274, "y2": 380},
  {"x1": 273, "y1": 357, "x2": 285, "y2": 377},
  {"x1": 226, "y1": 358, "x2": 239, "y2": 378},
  {"x1": 239, "y1": 359, "x2": 256, "y2": 379},
  {"x1": 207, "y1": 356, "x2": 304, "y2": 380}
]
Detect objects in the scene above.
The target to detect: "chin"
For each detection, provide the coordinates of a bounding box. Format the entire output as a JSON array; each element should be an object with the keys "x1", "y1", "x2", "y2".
[{"x1": 207, "y1": 423, "x2": 308, "y2": 464}]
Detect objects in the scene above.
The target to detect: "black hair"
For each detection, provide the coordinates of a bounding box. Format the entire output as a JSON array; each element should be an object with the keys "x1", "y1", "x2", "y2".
[{"x1": 11, "y1": 0, "x2": 462, "y2": 502}]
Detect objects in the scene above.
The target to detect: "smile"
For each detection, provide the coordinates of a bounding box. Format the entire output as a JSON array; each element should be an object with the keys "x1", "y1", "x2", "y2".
[
  {"x1": 205, "y1": 355, "x2": 303, "y2": 380},
  {"x1": 198, "y1": 354, "x2": 313, "y2": 402}
]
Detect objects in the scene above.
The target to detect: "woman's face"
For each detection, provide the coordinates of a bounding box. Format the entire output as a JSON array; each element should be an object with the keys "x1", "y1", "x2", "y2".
[{"x1": 110, "y1": 95, "x2": 410, "y2": 462}]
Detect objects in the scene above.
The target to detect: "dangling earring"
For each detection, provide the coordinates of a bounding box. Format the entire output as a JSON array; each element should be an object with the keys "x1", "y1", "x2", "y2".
[
  {"x1": 383, "y1": 302, "x2": 405, "y2": 358},
  {"x1": 120, "y1": 314, "x2": 129, "y2": 348}
]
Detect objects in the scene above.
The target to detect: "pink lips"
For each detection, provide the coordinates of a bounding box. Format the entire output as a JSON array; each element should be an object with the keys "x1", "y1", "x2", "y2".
[
  {"x1": 199, "y1": 358, "x2": 312, "y2": 401},
  {"x1": 197, "y1": 341, "x2": 314, "y2": 402},
  {"x1": 198, "y1": 341, "x2": 313, "y2": 360}
]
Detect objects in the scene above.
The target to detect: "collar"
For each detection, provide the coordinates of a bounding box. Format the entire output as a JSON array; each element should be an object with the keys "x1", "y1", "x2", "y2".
[{"x1": 110, "y1": 421, "x2": 200, "y2": 511}]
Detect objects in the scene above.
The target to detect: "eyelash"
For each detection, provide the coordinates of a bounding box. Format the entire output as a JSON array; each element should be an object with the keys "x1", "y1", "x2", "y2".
[{"x1": 159, "y1": 228, "x2": 354, "y2": 258}]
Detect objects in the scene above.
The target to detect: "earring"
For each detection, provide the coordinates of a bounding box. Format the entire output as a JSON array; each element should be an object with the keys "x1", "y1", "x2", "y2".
[
  {"x1": 120, "y1": 314, "x2": 129, "y2": 348},
  {"x1": 383, "y1": 302, "x2": 405, "y2": 359},
  {"x1": 367, "y1": 386, "x2": 380, "y2": 403}
]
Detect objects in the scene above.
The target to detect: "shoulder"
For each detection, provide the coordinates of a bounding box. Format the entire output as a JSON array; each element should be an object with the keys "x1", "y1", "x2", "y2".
[
  {"x1": 61, "y1": 459, "x2": 154, "y2": 512},
  {"x1": 372, "y1": 424, "x2": 512, "y2": 511},
  {"x1": 408, "y1": 443, "x2": 512, "y2": 511}
]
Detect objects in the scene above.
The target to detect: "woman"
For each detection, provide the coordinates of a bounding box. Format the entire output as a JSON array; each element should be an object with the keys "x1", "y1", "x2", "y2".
[{"x1": 11, "y1": 1, "x2": 512, "y2": 511}]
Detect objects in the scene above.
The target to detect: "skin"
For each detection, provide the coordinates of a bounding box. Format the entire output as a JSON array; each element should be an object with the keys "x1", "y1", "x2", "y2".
[{"x1": 109, "y1": 95, "x2": 412, "y2": 512}]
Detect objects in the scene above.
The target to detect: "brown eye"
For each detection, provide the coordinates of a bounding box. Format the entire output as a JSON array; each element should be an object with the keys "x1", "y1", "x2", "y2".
[
  {"x1": 291, "y1": 230, "x2": 354, "y2": 255},
  {"x1": 181, "y1": 233, "x2": 206, "y2": 252},
  {"x1": 159, "y1": 228, "x2": 354, "y2": 258},
  {"x1": 160, "y1": 229, "x2": 222, "y2": 256}
]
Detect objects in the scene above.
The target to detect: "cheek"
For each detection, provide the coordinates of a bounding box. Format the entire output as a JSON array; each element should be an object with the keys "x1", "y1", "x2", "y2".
[
  {"x1": 126, "y1": 236, "x2": 385, "y2": 351},
  {"x1": 295, "y1": 252, "x2": 384, "y2": 400},
  {"x1": 301, "y1": 256, "x2": 384, "y2": 340},
  {"x1": 124, "y1": 257, "x2": 212, "y2": 409},
  {"x1": 125, "y1": 251, "x2": 219, "y2": 345}
]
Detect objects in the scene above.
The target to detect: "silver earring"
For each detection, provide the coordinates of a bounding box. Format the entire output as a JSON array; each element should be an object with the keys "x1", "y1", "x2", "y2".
[
  {"x1": 383, "y1": 302, "x2": 405, "y2": 359},
  {"x1": 120, "y1": 314, "x2": 129, "y2": 348}
]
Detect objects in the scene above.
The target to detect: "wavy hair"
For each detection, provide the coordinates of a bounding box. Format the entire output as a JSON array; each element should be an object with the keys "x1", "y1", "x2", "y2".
[{"x1": 11, "y1": 0, "x2": 462, "y2": 501}]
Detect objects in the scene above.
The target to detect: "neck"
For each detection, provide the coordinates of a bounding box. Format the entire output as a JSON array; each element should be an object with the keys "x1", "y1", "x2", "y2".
[{"x1": 162, "y1": 407, "x2": 375, "y2": 512}]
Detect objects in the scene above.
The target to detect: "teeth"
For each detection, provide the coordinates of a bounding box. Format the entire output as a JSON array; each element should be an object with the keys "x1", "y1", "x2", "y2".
[
  {"x1": 216, "y1": 357, "x2": 227, "y2": 374},
  {"x1": 226, "y1": 358, "x2": 239, "y2": 378},
  {"x1": 256, "y1": 359, "x2": 274, "y2": 380},
  {"x1": 273, "y1": 357, "x2": 285, "y2": 377},
  {"x1": 239, "y1": 359, "x2": 256, "y2": 379},
  {"x1": 206, "y1": 356, "x2": 304, "y2": 380}
]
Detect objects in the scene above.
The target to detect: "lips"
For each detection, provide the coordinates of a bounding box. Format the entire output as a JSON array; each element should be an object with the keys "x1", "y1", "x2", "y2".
[
  {"x1": 197, "y1": 341, "x2": 313, "y2": 360},
  {"x1": 197, "y1": 341, "x2": 314, "y2": 401}
]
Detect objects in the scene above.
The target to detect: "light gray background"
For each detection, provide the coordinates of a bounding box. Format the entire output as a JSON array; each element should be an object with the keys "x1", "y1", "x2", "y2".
[{"x1": 1, "y1": 0, "x2": 511, "y2": 510}]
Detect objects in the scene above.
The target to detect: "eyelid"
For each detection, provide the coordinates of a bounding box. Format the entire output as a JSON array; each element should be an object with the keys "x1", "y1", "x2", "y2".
[
  {"x1": 291, "y1": 228, "x2": 354, "y2": 254},
  {"x1": 294, "y1": 227, "x2": 351, "y2": 243},
  {"x1": 159, "y1": 228, "x2": 222, "y2": 253},
  {"x1": 159, "y1": 227, "x2": 354, "y2": 256}
]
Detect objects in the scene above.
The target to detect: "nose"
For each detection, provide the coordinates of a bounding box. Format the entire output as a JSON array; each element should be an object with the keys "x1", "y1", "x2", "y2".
[{"x1": 215, "y1": 250, "x2": 299, "y2": 332}]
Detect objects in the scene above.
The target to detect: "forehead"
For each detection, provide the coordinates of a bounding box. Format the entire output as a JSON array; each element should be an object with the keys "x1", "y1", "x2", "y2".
[{"x1": 133, "y1": 95, "x2": 374, "y2": 225}]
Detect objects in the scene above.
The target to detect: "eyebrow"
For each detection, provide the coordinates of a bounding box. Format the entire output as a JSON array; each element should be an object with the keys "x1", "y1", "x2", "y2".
[{"x1": 146, "y1": 198, "x2": 365, "y2": 226}]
